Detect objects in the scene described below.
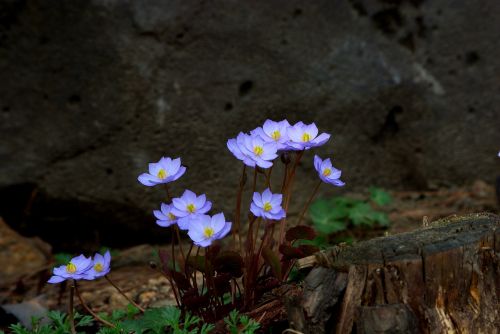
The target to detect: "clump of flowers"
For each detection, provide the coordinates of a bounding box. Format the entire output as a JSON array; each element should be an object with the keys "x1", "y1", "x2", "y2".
[
  {"x1": 47, "y1": 250, "x2": 144, "y2": 331},
  {"x1": 47, "y1": 119, "x2": 346, "y2": 329},
  {"x1": 134, "y1": 119, "x2": 345, "y2": 317}
]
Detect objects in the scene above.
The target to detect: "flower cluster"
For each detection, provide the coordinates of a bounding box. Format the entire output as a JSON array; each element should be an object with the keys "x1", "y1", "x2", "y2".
[
  {"x1": 138, "y1": 157, "x2": 231, "y2": 247},
  {"x1": 227, "y1": 120, "x2": 331, "y2": 169},
  {"x1": 48, "y1": 251, "x2": 111, "y2": 283}
]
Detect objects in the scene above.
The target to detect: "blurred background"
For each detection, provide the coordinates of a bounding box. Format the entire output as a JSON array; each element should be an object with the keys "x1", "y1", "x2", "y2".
[
  {"x1": 0, "y1": 0, "x2": 500, "y2": 319},
  {"x1": 0, "y1": 0, "x2": 500, "y2": 329}
]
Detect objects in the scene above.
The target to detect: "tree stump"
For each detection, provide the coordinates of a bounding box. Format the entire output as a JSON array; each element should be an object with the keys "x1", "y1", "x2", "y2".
[{"x1": 287, "y1": 213, "x2": 500, "y2": 334}]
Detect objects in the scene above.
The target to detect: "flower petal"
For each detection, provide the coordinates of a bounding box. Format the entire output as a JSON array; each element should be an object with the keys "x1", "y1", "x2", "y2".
[
  {"x1": 138, "y1": 173, "x2": 158, "y2": 186},
  {"x1": 48, "y1": 275, "x2": 66, "y2": 284},
  {"x1": 252, "y1": 192, "x2": 263, "y2": 207}
]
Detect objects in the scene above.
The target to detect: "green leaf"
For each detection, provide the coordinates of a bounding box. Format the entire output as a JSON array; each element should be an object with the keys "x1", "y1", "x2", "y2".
[
  {"x1": 295, "y1": 236, "x2": 330, "y2": 250},
  {"x1": 309, "y1": 198, "x2": 350, "y2": 234},
  {"x1": 53, "y1": 253, "x2": 72, "y2": 265},
  {"x1": 348, "y1": 202, "x2": 376, "y2": 226},
  {"x1": 372, "y1": 211, "x2": 390, "y2": 226},
  {"x1": 369, "y1": 187, "x2": 392, "y2": 206}
]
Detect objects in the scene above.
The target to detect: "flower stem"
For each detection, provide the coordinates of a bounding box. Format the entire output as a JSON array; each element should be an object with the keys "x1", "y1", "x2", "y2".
[
  {"x1": 281, "y1": 163, "x2": 289, "y2": 193},
  {"x1": 174, "y1": 225, "x2": 186, "y2": 263},
  {"x1": 151, "y1": 264, "x2": 181, "y2": 308},
  {"x1": 164, "y1": 184, "x2": 172, "y2": 202},
  {"x1": 185, "y1": 243, "x2": 194, "y2": 278},
  {"x1": 297, "y1": 180, "x2": 322, "y2": 226},
  {"x1": 68, "y1": 282, "x2": 76, "y2": 334},
  {"x1": 74, "y1": 281, "x2": 116, "y2": 328},
  {"x1": 279, "y1": 151, "x2": 304, "y2": 244},
  {"x1": 251, "y1": 168, "x2": 258, "y2": 194},
  {"x1": 233, "y1": 165, "x2": 246, "y2": 251},
  {"x1": 265, "y1": 165, "x2": 274, "y2": 190},
  {"x1": 104, "y1": 275, "x2": 145, "y2": 313}
]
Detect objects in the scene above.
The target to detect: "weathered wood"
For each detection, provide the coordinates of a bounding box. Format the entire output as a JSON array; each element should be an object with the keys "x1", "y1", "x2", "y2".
[{"x1": 290, "y1": 213, "x2": 500, "y2": 334}]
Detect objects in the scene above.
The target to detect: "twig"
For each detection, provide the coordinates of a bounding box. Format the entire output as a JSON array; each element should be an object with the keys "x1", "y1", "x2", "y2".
[
  {"x1": 297, "y1": 180, "x2": 322, "y2": 225},
  {"x1": 74, "y1": 281, "x2": 116, "y2": 328},
  {"x1": 104, "y1": 275, "x2": 145, "y2": 312}
]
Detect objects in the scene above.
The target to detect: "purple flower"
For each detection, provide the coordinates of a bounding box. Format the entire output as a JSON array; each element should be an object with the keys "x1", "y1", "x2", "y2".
[
  {"x1": 251, "y1": 119, "x2": 291, "y2": 150},
  {"x1": 227, "y1": 132, "x2": 278, "y2": 169},
  {"x1": 187, "y1": 213, "x2": 232, "y2": 247},
  {"x1": 85, "y1": 251, "x2": 111, "y2": 279},
  {"x1": 286, "y1": 122, "x2": 330, "y2": 150},
  {"x1": 250, "y1": 188, "x2": 286, "y2": 220},
  {"x1": 170, "y1": 190, "x2": 212, "y2": 230},
  {"x1": 154, "y1": 203, "x2": 178, "y2": 227},
  {"x1": 47, "y1": 254, "x2": 94, "y2": 283},
  {"x1": 314, "y1": 155, "x2": 345, "y2": 186},
  {"x1": 138, "y1": 157, "x2": 186, "y2": 186}
]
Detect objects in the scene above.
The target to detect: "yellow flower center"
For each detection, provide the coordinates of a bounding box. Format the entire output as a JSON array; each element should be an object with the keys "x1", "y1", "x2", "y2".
[
  {"x1": 263, "y1": 202, "x2": 272, "y2": 212},
  {"x1": 302, "y1": 133, "x2": 311, "y2": 142},
  {"x1": 168, "y1": 213, "x2": 176, "y2": 220},
  {"x1": 94, "y1": 263, "x2": 103, "y2": 272},
  {"x1": 157, "y1": 169, "x2": 167, "y2": 179},
  {"x1": 203, "y1": 227, "x2": 215, "y2": 238},
  {"x1": 271, "y1": 130, "x2": 281, "y2": 141},
  {"x1": 186, "y1": 203, "x2": 196, "y2": 213},
  {"x1": 66, "y1": 263, "x2": 77, "y2": 274},
  {"x1": 253, "y1": 146, "x2": 264, "y2": 156},
  {"x1": 322, "y1": 168, "x2": 332, "y2": 177}
]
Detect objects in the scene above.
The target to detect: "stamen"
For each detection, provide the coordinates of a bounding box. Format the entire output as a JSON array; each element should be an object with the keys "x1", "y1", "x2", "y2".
[
  {"x1": 263, "y1": 202, "x2": 272, "y2": 212},
  {"x1": 271, "y1": 130, "x2": 281, "y2": 141},
  {"x1": 157, "y1": 169, "x2": 167, "y2": 179},
  {"x1": 322, "y1": 168, "x2": 332, "y2": 177},
  {"x1": 302, "y1": 133, "x2": 311, "y2": 142},
  {"x1": 168, "y1": 213, "x2": 176, "y2": 220},
  {"x1": 253, "y1": 146, "x2": 264, "y2": 156},
  {"x1": 94, "y1": 263, "x2": 103, "y2": 272},
  {"x1": 186, "y1": 203, "x2": 196, "y2": 213},
  {"x1": 66, "y1": 263, "x2": 77, "y2": 274},
  {"x1": 203, "y1": 227, "x2": 215, "y2": 238}
]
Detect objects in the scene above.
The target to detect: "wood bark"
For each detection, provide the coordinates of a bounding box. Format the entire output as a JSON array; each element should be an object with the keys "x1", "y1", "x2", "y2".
[{"x1": 287, "y1": 213, "x2": 500, "y2": 334}]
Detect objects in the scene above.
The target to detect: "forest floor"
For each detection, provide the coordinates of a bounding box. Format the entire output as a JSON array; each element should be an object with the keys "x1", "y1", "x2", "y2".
[{"x1": 0, "y1": 179, "x2": 498, "y2": 330}]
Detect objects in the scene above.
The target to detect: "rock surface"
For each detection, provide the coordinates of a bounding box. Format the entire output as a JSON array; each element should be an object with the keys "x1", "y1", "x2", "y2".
[
  {"x1": 0, "y1": 0, "x2": 499, "y2": 247},
  {"x1": 0, "y1": 217, "x2": 50, "y2": 283}
]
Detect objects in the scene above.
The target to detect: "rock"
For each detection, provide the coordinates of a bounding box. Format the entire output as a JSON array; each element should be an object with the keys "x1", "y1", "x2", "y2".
[
  {"x1": 0, "y1": 217, "x2": 50, "y2": 284},
  {"x1": 1, "y1": 296, "x2": 49, "y2": 329},
  {"x1": 0, "y1": 1, "x2": 499, "y2": 248}
]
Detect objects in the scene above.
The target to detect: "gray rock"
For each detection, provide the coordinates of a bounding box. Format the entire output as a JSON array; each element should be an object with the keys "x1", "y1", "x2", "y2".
[{"x1": 0, "y1": 0, "x2": 499, "y2": 249}]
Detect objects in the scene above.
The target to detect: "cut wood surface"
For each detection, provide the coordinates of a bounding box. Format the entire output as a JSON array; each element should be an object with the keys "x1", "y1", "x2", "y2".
[{"x1": 287, "y1": 213, "x2": 500, "y2": 334}]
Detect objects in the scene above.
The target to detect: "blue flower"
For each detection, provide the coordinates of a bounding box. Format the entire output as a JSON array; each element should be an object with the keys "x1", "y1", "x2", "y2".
[
  {"x1": 251, "y1": 119, "x2": 291, "y2": 150},
  {"x1": 153, "y1": 203, "x2": 178, "y2": 227},
  {"x1": 227, "y1": 132, "x2": 278, "y2": 169},
  {"x1": 138, "y1": 157, "x2": 186, "y2": 186},
  {"x1": 314, "y1": 155, "x2": 345, "y2": 186},
  {"x1": 85, "y1": 251, "x2": 111, "y2": 279},
  {"x1": 47, "y1": 254, "x2": 94, "y2": 283},
  {"x1": 250, "y1": 188, "x2": 286, "y2": 220},
  {"x1": 170, "y1": 190, "x2": 212, "y2": 230},
  {"x1": 286, "y1": 122, "x2": 330, "y2": 150},
  {"x1": 187, "y1": 213, "x2": 232, "y2": 247}
]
